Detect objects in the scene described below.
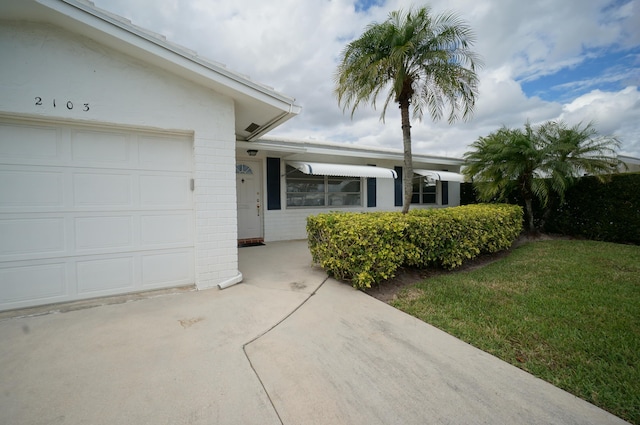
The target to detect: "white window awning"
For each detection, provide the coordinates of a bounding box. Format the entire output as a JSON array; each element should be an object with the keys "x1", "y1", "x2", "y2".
[
  {"x1": 288, "y1": 161, "x2": 397, "y2": 179},
  {"x1": 414, "y1": 169, "x2": 465, "y2": 182}
]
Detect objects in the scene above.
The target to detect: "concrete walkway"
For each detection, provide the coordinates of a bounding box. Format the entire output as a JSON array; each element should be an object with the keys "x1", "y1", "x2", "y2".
[{"x1": 0, "y1": 241, "x2": 630, "y2": 424}]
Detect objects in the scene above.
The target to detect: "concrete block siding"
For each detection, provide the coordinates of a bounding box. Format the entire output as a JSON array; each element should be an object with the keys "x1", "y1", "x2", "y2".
[
  {"x1": 0, "y1": 22, "x2": 242, "y2": 292},
  {"x1": 262, "y1": 169, "x2": 460, "y2": 242},
  {"x1": 263, "y1": 176, "x2": 397, "y2": 242},
  {"x1": 237, "y1": 139, "x2": 464, "y2": 243},
  {"x1": 193, "y1": 137, "x2": 240, "y2": 288}
]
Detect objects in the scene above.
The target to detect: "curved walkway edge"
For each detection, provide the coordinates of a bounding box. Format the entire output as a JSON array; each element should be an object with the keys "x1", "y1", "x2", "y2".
[{"x1": 245, "y1": 277, "x2": 630, "y2": 425}]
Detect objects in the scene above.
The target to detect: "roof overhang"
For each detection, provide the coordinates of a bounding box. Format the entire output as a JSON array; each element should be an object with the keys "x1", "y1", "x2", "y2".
[
  {"x1": 288, "y1": 161, "x2": 397, "y2": 179},
  {"x1": 250, "y1": 137, "x2": 465, "y2": 167},
  {"x1": 1, "y1": 0, "x2": 301, "y2": 140},
  {"x1": 414, "y1": 170, "x2": 465, "y2": 182}
]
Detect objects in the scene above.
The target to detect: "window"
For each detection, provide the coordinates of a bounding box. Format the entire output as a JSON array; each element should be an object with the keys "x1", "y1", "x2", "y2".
[
  {"x1": 236, "y1": 164, "x2": 253, "y2": 174},
  {"x1": 411, "y1": 175, "x2": 437, "y2": 204},
  {"x1": 286, "y1": 165, "x2": 362, "y2": 207}
]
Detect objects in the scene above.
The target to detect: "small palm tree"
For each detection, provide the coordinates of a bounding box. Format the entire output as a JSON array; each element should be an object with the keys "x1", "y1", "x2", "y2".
[
  {"x1": 335, "y1": 6, "x2": 481, "y2": 213},
  {"x1": 464, "y1": 120, "x2": 622, "y2": 232}
]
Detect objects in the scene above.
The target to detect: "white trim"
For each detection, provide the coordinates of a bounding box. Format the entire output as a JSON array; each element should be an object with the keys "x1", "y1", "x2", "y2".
[
  {"x1": 258, "y1": 137, "x2": 464, "y2": 166},
  {"x1": 44, "y1": 0, "x2": 298, "y2": 108},
  {"x1": 288, "y1": 161, "x2": 397, "y2": 178},
  {"x1": 414, "y1": 170, "x2": 465, "y2": 182},
  {"x1": 7, "y1": 0, "x2": 300, "y2": 141}
]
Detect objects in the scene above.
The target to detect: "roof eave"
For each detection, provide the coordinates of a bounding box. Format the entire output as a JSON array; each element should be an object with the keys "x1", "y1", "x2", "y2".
[
  {"x1": 30, "y1": 0, "x2": 301, "y2": 137},
  {"x1": 248, "y1": 138, "x2": 464, "y2": 165}
]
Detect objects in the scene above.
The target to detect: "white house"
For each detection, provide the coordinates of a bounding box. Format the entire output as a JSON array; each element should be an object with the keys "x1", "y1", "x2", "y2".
[
  {"x1": 0, "y1": 0, "x2": 464, "y2": 311},
  {"x1": 236, "y1": 138, "x2": 464, "y2": 243},
  {"x1": 0, "y1": 0, "x2": 301, "y2": 311},
  {"x1": 619, "y1": 155, "x2": 640, "y2": 173}
]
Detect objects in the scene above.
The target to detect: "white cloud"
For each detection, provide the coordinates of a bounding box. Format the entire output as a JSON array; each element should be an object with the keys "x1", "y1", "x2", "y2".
[
  {"x1": 92, "y1": 0, "x2": 640, "y2": 158},
  {"x1": 559, "y1": 86, "x2": 640, "y2": 156}
]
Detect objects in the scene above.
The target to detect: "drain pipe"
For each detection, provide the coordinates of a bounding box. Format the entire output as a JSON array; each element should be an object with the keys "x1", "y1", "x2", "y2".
[{"x1": 217, "y1": 272, "x2": 243, "y2": 289}]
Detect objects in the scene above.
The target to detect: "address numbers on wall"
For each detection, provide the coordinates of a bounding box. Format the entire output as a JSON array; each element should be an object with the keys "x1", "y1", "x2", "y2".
[{"x1": 35, "y1": 97, "x2": 90, "y2": 112}]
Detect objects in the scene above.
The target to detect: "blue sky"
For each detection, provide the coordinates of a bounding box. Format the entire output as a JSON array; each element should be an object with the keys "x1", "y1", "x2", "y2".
[
  {"x1": 521, "y1": 46, "x2": 640, "y2": 102},
  {"x1": 355, "y1": 0, "x2": 385, "y2": 13},
  {"x1": 92, "y1": 0, "x2": 640, "y2": 158}
]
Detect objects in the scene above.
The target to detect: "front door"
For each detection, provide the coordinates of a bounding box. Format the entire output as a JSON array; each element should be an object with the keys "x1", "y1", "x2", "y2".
[{"x1": 236, "y1": 160, "x2": 263, "y2": 240}]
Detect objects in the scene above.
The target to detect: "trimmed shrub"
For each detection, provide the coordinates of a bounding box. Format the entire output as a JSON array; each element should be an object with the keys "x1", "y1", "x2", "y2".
[
  {"x1": 306, "y1": 212, "x2": 411, "y2": 288},
  {"x1": 307, "y1": 204, "x2": 523, "y2": 289},
  {"x1": 406, "y1": 204, "x2": 523, "y2": 269}
]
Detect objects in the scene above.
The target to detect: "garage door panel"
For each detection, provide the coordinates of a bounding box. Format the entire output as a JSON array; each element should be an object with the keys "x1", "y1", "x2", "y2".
[
  {"x1": 71, "y1": 130, "x2": 129, "y2": 165},
  {"x1": 142, "y1": 250, "x2": 194, "y2": 287},
  {"x1": 74, "y1": 216, "x2": 133, "y2": 251},
  {"x1": 140, "y1": 175, "x2": 190, "y2": 207},
  {"x1": 141, "y1": 214, "x2": 192, "y2": 246},
  {"x1": 139, "y1": 135, "x2": 191, "y2": 171},
  {"x1": 0, "y1": 123, "x2": 60, "y2": 162},
  {"x1": 76, "y1": 257, "x2": 134, "y2": 294},
  {"x1": 0, "y1": 262, "x2": 67, "y2": 304},
  {"x1": 73, "y1": 172, "x2": 132, "y2": 207},
  {"x1": 0, "y1": 119, "x2": 194, "y2": 311},
  {"x1": 0, "y1": 169, "x2": 64, "y2": 207},
  {"x1": 0, "y1": 218, "x2": 65, "y2": 257}
]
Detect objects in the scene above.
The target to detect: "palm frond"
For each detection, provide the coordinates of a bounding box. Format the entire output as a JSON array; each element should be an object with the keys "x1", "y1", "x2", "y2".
[
  {"x1": 334, "y1": 6, "x2": 481, "y2": 124},
  {"x1": 464, "y1": 120, "x2": 623, "y2": 230}
]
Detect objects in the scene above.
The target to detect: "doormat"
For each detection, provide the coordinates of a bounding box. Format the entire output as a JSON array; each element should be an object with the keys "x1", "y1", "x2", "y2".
[{"x1": 238, "y1": 241, "x2": 265, "y2": 248}]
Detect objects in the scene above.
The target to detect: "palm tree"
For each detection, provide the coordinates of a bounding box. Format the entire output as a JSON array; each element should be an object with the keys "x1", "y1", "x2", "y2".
[
  {"x1": 463, "y1": 120, "x2": 622, "y2": 232},
  {"x1": 335, "y1": 6, "x2": 481, "y2": 213}
]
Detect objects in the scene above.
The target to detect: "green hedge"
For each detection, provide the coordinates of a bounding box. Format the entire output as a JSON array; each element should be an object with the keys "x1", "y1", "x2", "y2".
[
  {"x1": 307, "y1": 204, "x2": 523, "y2": 289},
  {"x1": 460, "y1": 181, "x2": 479, "y2": 205},
  {"x1": 545, "y1": 173, "x2": 640, "y2": 244},
  {"x1": 462, "y1": 173, "x2": 640, "y2": 244}
]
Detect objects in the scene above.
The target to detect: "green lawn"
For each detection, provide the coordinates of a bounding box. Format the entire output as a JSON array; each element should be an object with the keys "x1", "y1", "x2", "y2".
[{"x1": 390, "y1": 240, "x2": 640, "y2": 424}]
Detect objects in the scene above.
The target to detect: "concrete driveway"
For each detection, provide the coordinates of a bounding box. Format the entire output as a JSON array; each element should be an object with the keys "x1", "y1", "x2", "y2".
[{"x1": 0, "y1": 241, "x2": 630, "y2": 424}]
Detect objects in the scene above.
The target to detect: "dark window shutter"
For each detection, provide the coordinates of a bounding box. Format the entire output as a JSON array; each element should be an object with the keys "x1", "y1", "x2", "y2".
[
  {"x1": 394, "y1": 166, "x2": 403, "y2": 207},
  {"x1": 367, "y1": 177, "x2": 377, "y2": 207},
  {"x1": 441, "y1": 181, "x2": 449, "y2": 205},
  {"x1": 266, "y1": 157, "x2": 281, "y2": 210}
]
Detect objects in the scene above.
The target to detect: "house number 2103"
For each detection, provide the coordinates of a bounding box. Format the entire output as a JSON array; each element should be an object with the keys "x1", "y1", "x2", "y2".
[{"x1": 35, "y1": 97, "x2": 90, "y2": 112}]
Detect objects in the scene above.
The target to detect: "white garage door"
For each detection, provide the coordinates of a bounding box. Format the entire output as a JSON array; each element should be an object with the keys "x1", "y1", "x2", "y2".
[{"x1": 0, "y1": 118, "x2": 195, "y2": 311}]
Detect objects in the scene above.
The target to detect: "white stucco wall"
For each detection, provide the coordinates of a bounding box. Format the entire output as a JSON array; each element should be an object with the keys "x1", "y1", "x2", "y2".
[
  {"x1": 0, "y1": 22, "x2": 240, "y2": 289},
  {"x1": 260, "y1": 159, "x2": 461, "y2": 242}
]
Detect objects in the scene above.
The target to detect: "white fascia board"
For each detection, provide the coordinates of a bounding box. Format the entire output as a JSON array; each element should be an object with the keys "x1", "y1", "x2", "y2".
[
  {"x1": 254, "y1": 138, "x2": 464, "y2": 166},
  {"x1": 236, "y1": 140, "x2": 308, "y2": 154},
  {"x1": 38, "y1": 0, "x2": 300, "y2": 113},
  {"x1": 245, "y1": 111, "x2": 298, "y2": 142}
]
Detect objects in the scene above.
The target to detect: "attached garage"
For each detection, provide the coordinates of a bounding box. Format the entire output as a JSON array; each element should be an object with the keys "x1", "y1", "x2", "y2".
[
  {"x1": 0, "y1": 0, "x2": 300, "y2": 311},
  {"x1": 0, "y1": 118, "x2": 195, "y2": 310}
]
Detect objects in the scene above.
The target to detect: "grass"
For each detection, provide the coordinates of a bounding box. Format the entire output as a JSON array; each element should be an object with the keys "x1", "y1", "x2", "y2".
[{"x1": 390, "y1": 239, "x2": 640, "y2": 424}]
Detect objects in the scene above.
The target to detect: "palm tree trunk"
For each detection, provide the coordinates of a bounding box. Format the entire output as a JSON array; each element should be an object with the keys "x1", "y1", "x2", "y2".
[
  {"x1": 524, "y1": 198, "x2": 536, "y2": 233},
  {"x1": 400, "y1": 103, "x2": 413, "y2": 214}
]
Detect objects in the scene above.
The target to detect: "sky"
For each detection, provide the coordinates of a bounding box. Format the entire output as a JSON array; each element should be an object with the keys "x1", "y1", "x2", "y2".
[{"x1": 91, "y1": 0, "x2": 640, "y2": 159}]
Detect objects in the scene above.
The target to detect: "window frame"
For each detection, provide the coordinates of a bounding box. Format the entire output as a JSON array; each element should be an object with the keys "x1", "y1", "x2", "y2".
[
  {"x1": 285, "y1": 165, "x2": 363, "y2": 208},
  {"x1": 411, "y1": 174, "x2": 438, "y2": 205}
]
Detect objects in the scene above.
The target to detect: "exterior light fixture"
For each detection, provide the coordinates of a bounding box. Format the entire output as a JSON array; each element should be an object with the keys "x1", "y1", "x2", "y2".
[{"x1": 247, "y1": 149, "x2": 258, "y2": 156}]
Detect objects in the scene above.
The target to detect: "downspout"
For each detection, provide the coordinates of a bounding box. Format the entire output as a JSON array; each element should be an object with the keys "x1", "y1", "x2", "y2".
[{"x1": 217, "y1": 272, "x2": 243, "y2": 289}]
